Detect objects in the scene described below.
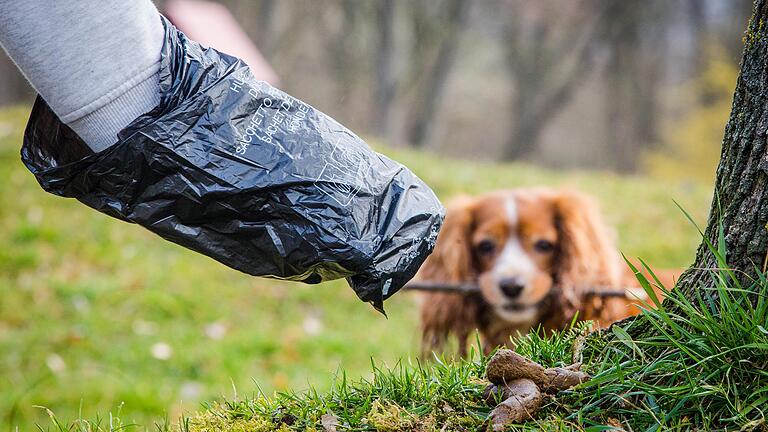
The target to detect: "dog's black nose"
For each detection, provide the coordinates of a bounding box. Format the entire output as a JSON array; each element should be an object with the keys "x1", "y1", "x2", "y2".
[{"x1": 499, "y1": 278, "x2": 524, "y2": 298}]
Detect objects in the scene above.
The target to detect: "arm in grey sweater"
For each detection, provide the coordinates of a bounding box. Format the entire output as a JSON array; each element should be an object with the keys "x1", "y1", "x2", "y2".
[{"x1": 0, "y1": 0, "x2": 164, "y2": 151}]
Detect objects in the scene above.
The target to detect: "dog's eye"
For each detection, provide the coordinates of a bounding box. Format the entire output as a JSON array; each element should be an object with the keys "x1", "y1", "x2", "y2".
[
  {"x1": 476, "y1": 239, "x2": 496, "y2": 255},
  {"x1": 534, "y1": 239, "x2": 554, "y2": 253}
]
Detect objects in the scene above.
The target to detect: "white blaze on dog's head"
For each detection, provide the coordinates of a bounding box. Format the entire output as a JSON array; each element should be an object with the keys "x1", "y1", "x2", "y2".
[
  {"x1": 493, "y1": 197, "x2": 536, "y2": 281},
  {"x1": 475, "y1": 195, "x2": 551, "y2": 323},
  {"x1": 469, "y1": 190, "x2": 561, "y2": 325}
]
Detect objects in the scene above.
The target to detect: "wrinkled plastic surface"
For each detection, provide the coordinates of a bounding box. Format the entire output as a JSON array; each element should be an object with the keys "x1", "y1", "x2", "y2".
[{"x1": 21, "y1": 17, "x2": 444, "y2": 312}]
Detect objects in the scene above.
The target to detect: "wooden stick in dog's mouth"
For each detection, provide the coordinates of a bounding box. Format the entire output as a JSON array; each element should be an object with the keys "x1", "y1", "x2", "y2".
[{"x1": 402, "y1": 280, "x2": 648, "y2": 300}]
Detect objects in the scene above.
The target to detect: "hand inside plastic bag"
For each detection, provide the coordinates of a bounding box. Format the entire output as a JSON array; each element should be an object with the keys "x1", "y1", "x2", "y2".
[{"x1": 21, "y1": 17, "x2": 444, "y2": 312}]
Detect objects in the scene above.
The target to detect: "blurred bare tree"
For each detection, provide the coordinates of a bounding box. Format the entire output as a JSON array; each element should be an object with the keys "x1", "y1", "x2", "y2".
[
  {"x1": 686, "y1": 0, "x2": 708, "y2": 70},
  {"x1": 496, "y1": 0, "x2": 603, "y2": 161},
  {"x1": 0, "y1": 57, "x2": 32, "y2": 105},
  {"x1": 329, "y1": 0, "x2": 372, "y2": 118},
  {"x1": 254, "y1": 0, "x2": 277, "y2": 56},
  {"x1": 0, "y1": 0, "x2": 755, "y2": 174},
  {"x1": 403, "y1": 0, "x2": 471, "y2": 148},
  {"x1": 600, "y1": 0, "x2": 669, "y2": 172},
  {"x1": 373, "y1": 0, "x2": 396, "y2": 137}
]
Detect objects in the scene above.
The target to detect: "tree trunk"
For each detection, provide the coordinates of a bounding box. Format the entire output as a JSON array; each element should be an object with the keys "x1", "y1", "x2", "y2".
[
  {"x1": 603, "y1": 39, "x2": 638, "y2": 173},
  {"x1": 503, "y1": 121, "x2": 546, "y2": 161},
  {"x1": 330, "y1": 0, "x2": 363, "y2": 117},
  {"x1": 407, "y1": 0, "x2": 471, "y2": 148},
  {"x1": 723, "y1": 0, "x2": 755, "y2": 62},
  {"x1": 601, "y1": 1, "x2": 665, "y2": 173},
  {"x1": 499, "y1": 0, "x2": 602, "y2": 161},
  {"x1": 372, "y1": 0, "x2": 396, "y2": 138},
  {"x1": 255, "y1": 0, "x2": 277, "y2": 57},
  {"x1": 503, "y1": 77, "x2": 545, "y2": 161},
  {"x1": 629, "y1": 0, "x2": 768, "y2": 335},
  {"x1": 686, "y1": 0, "x2": 708, "y2": 72},
  {"x1": 502, "y1": 56, "x2": 594, "y2": 162}
]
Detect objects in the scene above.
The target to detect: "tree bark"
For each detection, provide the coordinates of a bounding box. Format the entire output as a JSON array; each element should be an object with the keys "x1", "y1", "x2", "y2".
[{"x1": 629, "y1": 0, "x2": 768, "y2": 336}]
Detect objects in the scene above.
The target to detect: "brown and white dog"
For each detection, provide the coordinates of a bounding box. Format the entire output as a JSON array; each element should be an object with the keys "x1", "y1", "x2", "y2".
[{"x1": 418, "y1": 188, "x2": 677, "y2": 355}]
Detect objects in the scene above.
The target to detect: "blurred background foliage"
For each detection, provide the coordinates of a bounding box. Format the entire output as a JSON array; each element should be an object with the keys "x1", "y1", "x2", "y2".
[
  {"x1": 643, "y1": 46, "x2": 739, "y2": 184},
  {"x1": 0, "y1": 106, "x2": 711, "y2": 429},
  {"x1": 0, "y1": 0, "x2": 751, "y2": 429},
  {"x1": 0, "y1": 0, "x2": 751, "y2": 178}
]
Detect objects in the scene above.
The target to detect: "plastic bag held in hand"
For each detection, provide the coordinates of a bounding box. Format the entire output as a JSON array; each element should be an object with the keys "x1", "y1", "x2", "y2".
[{"x1": 20, "y1": 18, "x2": 444, "y2": 312}]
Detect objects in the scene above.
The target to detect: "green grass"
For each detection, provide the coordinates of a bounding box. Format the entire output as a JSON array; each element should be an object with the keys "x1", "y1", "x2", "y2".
[
  {"x1": 168, "y1": 224, "x2": 768, "y2": 431},
  {"x1": 165, "y1": 261, "x2": 768, "y2": 432},
  {"x1": 0, "y1": 105, "x2": 712, "y2": 430},
  {"x1": 181, "y1": 354, "x2": 493, "y2": 432},
  {"x1": 566, "y1": 224, "x2": 768, "y2": 431},
  {"x1": 40, "y1": 278, "x2": 764, "y2": 432}
]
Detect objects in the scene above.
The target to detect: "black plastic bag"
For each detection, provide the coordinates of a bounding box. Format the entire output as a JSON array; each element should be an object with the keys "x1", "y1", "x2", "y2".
[{"x1": 20, "y1": 17, "x2": 444, "y2": 312}]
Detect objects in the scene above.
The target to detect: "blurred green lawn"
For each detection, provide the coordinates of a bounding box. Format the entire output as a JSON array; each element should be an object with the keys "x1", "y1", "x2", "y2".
[{"x1": 0, "y1": 106, "x2": 711, "y2": 429}]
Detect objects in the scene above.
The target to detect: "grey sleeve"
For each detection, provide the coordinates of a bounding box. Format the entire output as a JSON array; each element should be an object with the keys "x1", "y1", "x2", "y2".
[{"x1": 0, "y1": 0, "x2": 164, "y2": 152}]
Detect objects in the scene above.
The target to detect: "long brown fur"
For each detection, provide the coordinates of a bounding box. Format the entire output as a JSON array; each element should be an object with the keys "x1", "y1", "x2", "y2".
[{"x1": 418, "y1": 188, "x2": 678, "y2": 356}]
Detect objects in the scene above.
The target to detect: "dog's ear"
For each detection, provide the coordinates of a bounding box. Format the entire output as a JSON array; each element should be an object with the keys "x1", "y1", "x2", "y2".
[
  {"x1": 554, "y1": 190, "x2": 622, "y2": 296},
  {"x1": 419, "y1": 196, "x2": 476, "y2": 282},
  {"x1": 418, "y1": 196, "x2": 477, "y2": 357}
]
